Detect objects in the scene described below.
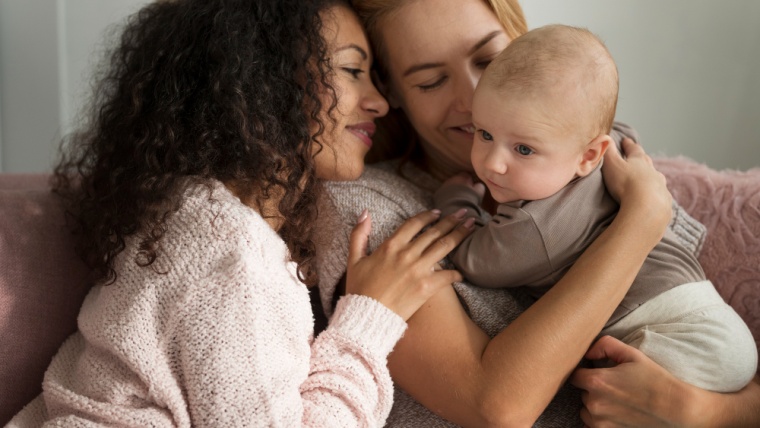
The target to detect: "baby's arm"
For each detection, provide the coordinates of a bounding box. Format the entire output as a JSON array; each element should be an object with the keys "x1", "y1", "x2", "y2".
[
  {"x1": 433, "y1": 174, "x2": 552, "y2": 288},
  {"x1": 434, "y1": 173, "x2": 487, "y2": 221}
]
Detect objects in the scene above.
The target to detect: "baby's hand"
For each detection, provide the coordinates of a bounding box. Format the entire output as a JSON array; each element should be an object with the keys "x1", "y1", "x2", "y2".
[{"x1": 442, "y1": 173, "x2": 486, "y2": 199}]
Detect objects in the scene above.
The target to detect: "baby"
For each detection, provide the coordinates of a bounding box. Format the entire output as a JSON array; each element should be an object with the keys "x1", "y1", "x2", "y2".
[{"x1": 434, "y1": 24, "x2": 757, "y2": 392}]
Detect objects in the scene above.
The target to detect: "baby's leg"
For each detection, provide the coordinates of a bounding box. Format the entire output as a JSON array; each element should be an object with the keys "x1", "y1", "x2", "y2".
[{"x1": 601, "y1": 281, "x2": 758, "y2": 392}]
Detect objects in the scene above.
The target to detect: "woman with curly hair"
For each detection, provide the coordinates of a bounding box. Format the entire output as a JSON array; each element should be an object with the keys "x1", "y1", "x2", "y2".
[{"x1": 8, "y1": 0, "x2": 473, "y2": 426}]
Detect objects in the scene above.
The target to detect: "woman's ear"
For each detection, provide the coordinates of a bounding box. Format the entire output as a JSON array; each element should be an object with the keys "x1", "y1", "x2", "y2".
[
  {"x1": 576, "y1": 134, "x2": 612, "y2": 177},
  {"x1": 371, "y1": 69, "x2": 400, "y2": 109}
]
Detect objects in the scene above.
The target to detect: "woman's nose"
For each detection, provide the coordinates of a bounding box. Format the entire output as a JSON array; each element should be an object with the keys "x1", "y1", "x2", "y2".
[
  {"x1": 453, "y1": 71, "x2": 479, "y2": 113},
  {"x1": 363, "y1": 85, "x2": 389, "y2": 118}
]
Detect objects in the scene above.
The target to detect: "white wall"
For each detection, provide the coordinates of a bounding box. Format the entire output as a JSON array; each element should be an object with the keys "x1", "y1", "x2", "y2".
[
  {"x1": 0, "y1": 0, "x2": 758, "y2": 172},
  {"x1": 0, "y1": 0, "x2": 148, "y2": 173},
  {"x1": 0, "y1": 1, "x2": 61, "y2": 173},
  {"x1": 522, "y1": 0, "x2": 760, "y2": 170}
]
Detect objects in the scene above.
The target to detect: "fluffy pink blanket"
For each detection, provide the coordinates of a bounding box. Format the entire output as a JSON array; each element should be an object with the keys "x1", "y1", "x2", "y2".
[{"x1": 654, "y1": 157, "x2": 760, "y2": 352}]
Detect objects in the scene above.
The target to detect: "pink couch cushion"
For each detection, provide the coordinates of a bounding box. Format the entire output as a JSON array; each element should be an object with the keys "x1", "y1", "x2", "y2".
[
  {"x1": 655, "y1": 157, "x2": 760, "y2": 356},
  {"x1": 0, "y1": 176, "x2": 90, "y2": 425}
]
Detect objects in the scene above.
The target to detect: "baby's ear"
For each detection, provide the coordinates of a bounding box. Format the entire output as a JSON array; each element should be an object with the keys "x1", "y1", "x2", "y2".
[{"x1": 577, "y1": 134, "x2": 612, "y2": 177}]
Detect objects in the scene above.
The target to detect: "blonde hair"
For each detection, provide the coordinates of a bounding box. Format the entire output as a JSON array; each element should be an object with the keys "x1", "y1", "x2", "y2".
[
  {"x1": 350, "y1": 0, "x2": 528, "y2": 163},
  {"x1": 484, "y1": 24, "x2": 619, "y2": 137}
]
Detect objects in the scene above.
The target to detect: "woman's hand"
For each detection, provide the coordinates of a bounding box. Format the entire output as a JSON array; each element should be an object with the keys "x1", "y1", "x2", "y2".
[
  {"x1": 573, "y1": 335, "x2": 760, "y2": 427},
  {"x1": 603, "y1": 138, "x2": 672, "y2": 241},
  {"x1": 571, "y1": 336, "x2": 688, "y2": 427},
  {"x1": 345, "y1": 208, "x2": 473, "y2": 321}
]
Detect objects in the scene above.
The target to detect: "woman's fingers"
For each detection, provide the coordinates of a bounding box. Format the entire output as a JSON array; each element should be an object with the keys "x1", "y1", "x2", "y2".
[
  {"x1": 619, "y1": 137, "x2": 652, "y2": 165},
  {"x1": 347, "y1": 209, "x2": 372, "y2": 268},
  {"x1": 387, "y1": 209, "x2": 443, "y2": 245},
  {"x1": 408, "y1": 208, "x2": 468, "y2": 254},
  {"x1": 584, "y1": 335, "x2": 642, "y2": 364},
  {"x1": 419, "y1": 217, "x2": 474, "y2": 264},
  {"x1": 431, "y1": 268, "x2": 463, "y2": 286}
]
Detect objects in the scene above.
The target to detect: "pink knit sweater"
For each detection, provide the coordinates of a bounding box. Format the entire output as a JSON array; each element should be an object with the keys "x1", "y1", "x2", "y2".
[{"x1": 9, "y1": 181, "x2": 406, "y2": 427}]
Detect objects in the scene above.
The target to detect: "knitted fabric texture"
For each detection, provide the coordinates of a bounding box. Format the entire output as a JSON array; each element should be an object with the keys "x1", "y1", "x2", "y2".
[{"x1": 9, "y1": 181, "x2": 406, "y2": 428}]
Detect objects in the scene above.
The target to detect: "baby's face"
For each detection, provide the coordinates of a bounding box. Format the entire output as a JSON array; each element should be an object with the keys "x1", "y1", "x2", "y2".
[{"x1": 471, "y1": 88, "x2": 587, "y2": 203}]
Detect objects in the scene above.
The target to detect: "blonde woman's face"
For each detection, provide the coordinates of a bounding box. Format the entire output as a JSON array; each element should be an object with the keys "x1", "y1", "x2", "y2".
[
  {"x1": 314, "y1": 4, "x2": 389, "y2": 181},
  {"x1": 380, "y1": 0, "x2": 509, "y2": 177}
]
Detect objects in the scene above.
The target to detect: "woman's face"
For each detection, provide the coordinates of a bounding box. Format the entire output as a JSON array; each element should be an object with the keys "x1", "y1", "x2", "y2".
[
  {"x1": 314, "y1": 4, "x2": 389, "y2": 181},
  {"x1": 380, "y1": 0, "x2": 509, "y2": 178}
]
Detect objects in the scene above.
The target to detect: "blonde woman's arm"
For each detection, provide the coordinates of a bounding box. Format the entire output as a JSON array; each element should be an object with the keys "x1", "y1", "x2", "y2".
[{"x1": 388, "y1": 139, "x2": 673, "y2": 427}]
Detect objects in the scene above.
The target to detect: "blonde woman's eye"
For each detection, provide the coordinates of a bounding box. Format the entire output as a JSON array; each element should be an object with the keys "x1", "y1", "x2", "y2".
[
  {"x1": 516, "y1": 144, "x2": 534, "y2": 155},
  {"x1": 480, "y1": 130, "x2": 493, "y2": 141},
  {"x1": 476, "y1": 58, "x2": 494, "y2": 69},
  {"x1": 418, "y1": 76, "x2": 447, "y2": 92}
]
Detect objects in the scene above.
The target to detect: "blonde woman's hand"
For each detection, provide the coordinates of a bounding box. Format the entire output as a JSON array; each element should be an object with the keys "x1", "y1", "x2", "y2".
[
  {"x1": 345, "y1": 208, "x2": 473, "y2": 321},
  {"x1": 603, "y1": 138, "x2": 672, "y2": 239},
  {"x1": 571, "y1": 336, "x2": 691, "y2": 427}
]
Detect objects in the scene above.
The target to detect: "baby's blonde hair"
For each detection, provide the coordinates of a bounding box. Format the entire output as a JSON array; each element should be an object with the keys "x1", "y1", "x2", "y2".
[{"x1": 483, "y1": 24, "x2": 619, "y2": 138}]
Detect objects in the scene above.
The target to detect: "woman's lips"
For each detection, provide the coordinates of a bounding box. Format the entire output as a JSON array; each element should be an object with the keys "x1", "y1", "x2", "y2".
[
  {"x1": 449, "y1": 124, "x2": 475, "y2": 135},
  {"x1": 347, "y1": 123, "x2": 376, "y2": 148},
  {"x1": 447, "y1": 125, "x2": 476, "y2": 145}
]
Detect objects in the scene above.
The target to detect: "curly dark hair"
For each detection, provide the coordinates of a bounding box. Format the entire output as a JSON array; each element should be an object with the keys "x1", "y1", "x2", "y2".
[{"x1": 54, "y1": 0, "x2": 343, "y2": 287}]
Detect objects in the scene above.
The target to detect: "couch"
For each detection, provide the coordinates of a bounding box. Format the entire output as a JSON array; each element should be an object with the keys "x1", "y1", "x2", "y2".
[{"x1": 1, "y1": 158, "x2": 759, "y2": 425}]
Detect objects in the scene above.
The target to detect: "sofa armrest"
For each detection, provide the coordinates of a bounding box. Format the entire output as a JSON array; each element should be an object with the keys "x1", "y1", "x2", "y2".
[
  {"x1": 0, "y1": 177, "x2": 91, "y2": 425},
  {"x1": 655, "y1": 157, "x2": 760, "y2": 357}
]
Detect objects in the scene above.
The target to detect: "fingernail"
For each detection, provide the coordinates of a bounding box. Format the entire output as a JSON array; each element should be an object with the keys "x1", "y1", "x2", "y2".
[
  {"x1": 454, "y1": 208, "x2": 467, "y2": 219},
  {"x1": 463, "y1": 217, "x2": 475, "y2": 229},
  {"x1": 357, "y1": 208, "x2": 369, "y2": 224},
  {"x1": 431, "y1": 209, "x2": 441, "y2": 216}
]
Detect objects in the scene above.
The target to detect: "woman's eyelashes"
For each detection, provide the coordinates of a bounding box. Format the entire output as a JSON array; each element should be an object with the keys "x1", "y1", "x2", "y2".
[
  {"x1": 341, "y1": 67, "x2": 365, "y2": 79},
  {"x1": 415, "y1": 55, "x2": 500, "y2": 92},
  {"x1": 475, "y1": 53, "x2": 500, "y2": 70},
  {"x1": 417, "y1": 75, "x2": 448, "y2": 92}
]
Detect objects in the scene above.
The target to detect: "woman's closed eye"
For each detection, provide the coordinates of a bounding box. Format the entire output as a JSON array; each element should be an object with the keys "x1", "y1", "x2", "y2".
[
  {"x1": 417, "y1": 75, "x2": 448, "y2": 92},
  {"x1": 474, "y1": 53, "x2": 500, "y2": 70},
  {"x1": 342, "y1": 67, "x2": 365, "y2": 79}
]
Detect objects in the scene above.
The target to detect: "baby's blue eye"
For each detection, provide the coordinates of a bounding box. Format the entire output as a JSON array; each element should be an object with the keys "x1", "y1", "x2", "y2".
[
  {"x1": 516, "y1": 144, "x2": 534, "y2": 156},
  {"x1": 480, "y1": 130, "x2": 493, "y2": 141}
]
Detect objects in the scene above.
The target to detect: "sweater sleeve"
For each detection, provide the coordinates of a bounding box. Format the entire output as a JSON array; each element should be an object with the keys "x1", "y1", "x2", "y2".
[
  {"x1": 433, "y1": 183, "x2": 488, "y2": 221},
  {"x1": 432, "y1": 183, "x2": 554, "y2": 287},
  {"x1": 448, "y1": 200, "x2": 553, "y2": 288},
  {"x1": 611, "y1": 120, "x2": 706, "y2": 255},
  {"x1": 173, "y1": 251, "x2": 406, "y2": 427}
]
